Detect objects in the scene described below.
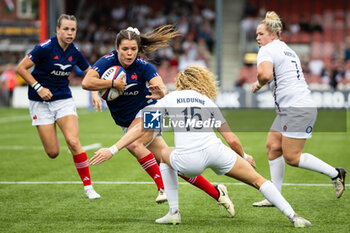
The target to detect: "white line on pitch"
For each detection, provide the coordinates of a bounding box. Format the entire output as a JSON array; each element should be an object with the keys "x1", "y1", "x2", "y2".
[
  {"x1": 0, "y1": 145, "x2": 43, "y2": 150},
  {"x1": 0, "y1": 143, "x2": 102, "y2": 151},
  {"x1": 0, "y1": 181, "x2": 347, "y2": 187},
  {"x1": 82, "y1": 143, "x2": 102, "y2": 151},
  {"x1": 0, "y1": 115, "x2": 29, "y2": 124}
]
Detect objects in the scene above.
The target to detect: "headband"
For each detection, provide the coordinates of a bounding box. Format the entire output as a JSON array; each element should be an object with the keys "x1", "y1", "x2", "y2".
[{"x1": 126, "y1": 27, "x2": 140, "y2": 35}]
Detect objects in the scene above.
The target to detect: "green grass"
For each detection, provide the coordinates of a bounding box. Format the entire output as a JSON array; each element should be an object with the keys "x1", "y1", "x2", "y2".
[{"x1": 0, "y1": 108, "x2": 349, "y2": 233}]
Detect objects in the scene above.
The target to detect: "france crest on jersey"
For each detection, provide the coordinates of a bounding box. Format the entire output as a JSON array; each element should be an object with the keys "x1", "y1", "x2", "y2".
[
  {"x1": 27, "y1": 36, "x2": 90, "y2": 101},
  {"x1": 92, "y1": 50, "x2": 158, "y2": 127}
]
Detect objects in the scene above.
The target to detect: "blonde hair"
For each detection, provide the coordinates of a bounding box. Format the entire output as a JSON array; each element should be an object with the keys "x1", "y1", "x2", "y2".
[
  {"x1": 175, "y1": 65, "x2": 218, "y2": 99},
  {"x1": 260, "y1": 11, "x2": 283, "y2": 38},
  {"x1": 115, "y1": 25, "x2": 180, "y2": 58}
]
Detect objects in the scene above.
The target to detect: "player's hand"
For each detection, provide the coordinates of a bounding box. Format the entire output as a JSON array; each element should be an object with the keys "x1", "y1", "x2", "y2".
[
  {"x1": 38, "y1": 87, "x2": 53, "y2": 101},
  {"x1": 91, "y1": 91, "x2": 103, "y2": 112},
  {"x1": 252, "y1": 81, "x2": 261, "y2": 93},
  {"x1": 146, "y1": 85, "x2": 165, "y2": 99},
  {"x1": 113, "y1": 73, "x2": 127, "y2": 95},
  {"x1": 245, "y1": 154, "x2": 257, "y2": 168},
  {"x1": 89, "y1": 148, "x2": 113, "y2": 165}
]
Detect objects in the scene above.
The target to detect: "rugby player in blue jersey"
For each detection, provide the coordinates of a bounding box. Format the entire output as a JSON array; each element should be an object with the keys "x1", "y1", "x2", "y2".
[
  {"x1": 82, "y1": 26, "x2": 234, "y2": 215},
  {"x1": 16, "y1": 14, "x2": 100, "y2": 199}
]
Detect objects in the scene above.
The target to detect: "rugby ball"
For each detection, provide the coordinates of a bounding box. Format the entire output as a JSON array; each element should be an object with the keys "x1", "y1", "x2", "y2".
[{"x1": 99, "y1": 66, "x2": 126, "y2": 101}]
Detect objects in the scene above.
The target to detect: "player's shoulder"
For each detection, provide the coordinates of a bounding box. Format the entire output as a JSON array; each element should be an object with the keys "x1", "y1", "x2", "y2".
[
  {"x1": 39, "y1": 38, "x2": 53, "y2": 48},
  {"x1": 135, "y1": 56, "x2": 149, "y2": 65},
  {"x1": 102, "y1": 50, "x2": 117, "y2": 60},
  {"x1": 135, "y1": 57, "x2": 155, "y2": 69}
]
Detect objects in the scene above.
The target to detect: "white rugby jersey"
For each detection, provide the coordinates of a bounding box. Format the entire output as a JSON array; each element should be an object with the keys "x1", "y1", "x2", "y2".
[
  {"x1": 257, "y1": 39, "x2": 315, "y2": 110},
  {"x1": 154, "y1": 90, "x2": 225, "y2": 152}
]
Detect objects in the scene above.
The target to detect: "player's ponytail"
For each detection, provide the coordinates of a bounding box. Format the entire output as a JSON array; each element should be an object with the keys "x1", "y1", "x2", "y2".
[
  {"x1": 115, "y1": 25, "x2": 180, "y2": 58},
  {"x1": 260, "y1": 11, "x2": 283, "y2": 38}
]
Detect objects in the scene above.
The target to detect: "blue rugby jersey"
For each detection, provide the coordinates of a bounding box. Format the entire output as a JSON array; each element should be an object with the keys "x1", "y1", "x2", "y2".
[
  {"x1": 27, "y1": 36, "x2": 90, "y2": 101},
  {"x1": 92, "y1": 50, "x2": 158, "y2": 127}
]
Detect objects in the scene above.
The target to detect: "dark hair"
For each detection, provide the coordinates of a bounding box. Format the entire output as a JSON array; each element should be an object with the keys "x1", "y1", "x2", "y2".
[
  {"x1": 115, "y1": 25, "x2": 180, "y2": 57},
  {"x1": 57, "y1": 14, "x2": 77, "y2": 28}
]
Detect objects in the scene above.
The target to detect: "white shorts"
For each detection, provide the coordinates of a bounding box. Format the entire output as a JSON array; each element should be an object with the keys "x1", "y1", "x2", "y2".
[
  {"x1": 170, "y1": 143, "x2": 237, "y2": 178},
  {"x1": 270, "y1": 107, "x2": 317, "y2": 139},
  {"x1": 29, "y1": 98, "x2": 77, "y2": 126}
]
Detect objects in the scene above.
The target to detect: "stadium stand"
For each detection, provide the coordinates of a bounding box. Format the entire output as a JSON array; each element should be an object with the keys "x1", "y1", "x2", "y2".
[{"x1": 239, "y1": 0, "x2": 350, "y2": 90}]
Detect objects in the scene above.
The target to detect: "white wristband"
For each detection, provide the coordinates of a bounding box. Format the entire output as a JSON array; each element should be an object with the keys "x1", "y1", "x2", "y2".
[
  {"x1": 108, "y1": 145, "x2": 119, "y2": 155},
  {"x1": 32, "y1": 81, "x2": 43, "y2": 92},
  {"x1": 36, "y1": 86, "x2": 43, "y2": 92},
  {"x1": 243, "y1": 152, "x2": 248, "y2": 160}
]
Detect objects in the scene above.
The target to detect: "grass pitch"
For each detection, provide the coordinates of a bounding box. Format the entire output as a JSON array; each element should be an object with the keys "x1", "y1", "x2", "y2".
[{"x1": 0, "y1": 108, "x2": 349, "y2": 233}]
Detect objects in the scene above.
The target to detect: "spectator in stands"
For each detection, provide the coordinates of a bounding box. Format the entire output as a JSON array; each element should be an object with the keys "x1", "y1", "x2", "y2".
[
  {"x1": 339, "y1": 60, "x2": 350, "y2": 88},
  {"x1": 344, "y1": 41, "x2": 350, "y2": 61},
  {"x1": 298, "y1": 14, "x2": 311, "y2": 33},
  {"x1": 0, "y1": 63, "x2": 17, "y2": 106},
  {"x1": 331, "y1": 58, "x2": 346, "y2": 90},
  {"x1": 236, "y1": 53, "x2": 257, "y2": 87},
  {"x1": 310, "y1": 15, "x2": 323, "y2": 33},
  {"x1": 308, "y1": 57, "x2": 324, "y2": 86}
]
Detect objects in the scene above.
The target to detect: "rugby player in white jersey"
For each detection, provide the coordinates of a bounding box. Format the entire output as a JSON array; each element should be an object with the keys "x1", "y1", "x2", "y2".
[
  {"x1": 90, "y1": 65, "x2": 312, "y2": 228},
  {"x1": 252, "y1": 11, "x2": 346, "y2": 207}
]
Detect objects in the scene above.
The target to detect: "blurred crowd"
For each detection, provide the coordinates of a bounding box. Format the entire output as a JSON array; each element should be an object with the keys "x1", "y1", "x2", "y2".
[
  {"x1": 3, "y1": 0, "x2": 350, "y2": 107},
  {"x1": 237, "y1": 0, "x2": 350, "y2": 91},
  {"x1": 1, "y1": 0, "x2": 216, "y2": 105},
  {"x1": 73, "y1": 0, "x2": 215, "y2": 88}
]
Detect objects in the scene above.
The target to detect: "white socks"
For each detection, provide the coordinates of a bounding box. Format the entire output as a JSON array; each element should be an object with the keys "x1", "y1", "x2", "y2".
[
  {"x1": 259, "y1": 181, "x2": 295, "y2": 220},
  {"x1": 298, "y1": 153, "x2": 338, "y2": 179},
  {"x1": 160, "y1": 163, "x2": 179, "y2": 214},
  {"x1": 268, "y1": 156, "x2": 285, "y2": 192}
]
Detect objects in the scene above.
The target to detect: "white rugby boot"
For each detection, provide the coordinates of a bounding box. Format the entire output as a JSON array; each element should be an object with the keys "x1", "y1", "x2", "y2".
[
  {"x1": 84, "y1": 185, "x2": 101, "y2": 199},
  {"x1": 252, "y1": 199, "x2": 274, "y2": 207},
  {"x1": 332, "y1": 167, "x2": 346, "y2": 198},
  {"x1": 291, "y1": 213, "x2": 312, "y2": 228},
  {"x1": 216, "y1": 184, "x2": 235, "y2": 217},
  {"x1": 155, "y1": 188, "x2": 167, "y2": 204},
  {"x1": 155, "y1": 210, "x2": 181, "y2": 225}
]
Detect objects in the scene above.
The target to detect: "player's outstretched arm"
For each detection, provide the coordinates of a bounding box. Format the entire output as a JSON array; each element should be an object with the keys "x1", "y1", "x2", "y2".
[
  {"x1": 217, "y1": 122, "x2": 256, "y2": 168},
  {"x1": 89, "y1": 122, "x2": 153, "y2": 165}
]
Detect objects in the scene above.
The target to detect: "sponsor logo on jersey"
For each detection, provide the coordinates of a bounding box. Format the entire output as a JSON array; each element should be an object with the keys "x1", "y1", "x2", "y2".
[
  {"x1": 123, "y1": 90, "x2": 139, "y2": 96},
  {"x1": 131, "y1": 72, "x2": 137, "y2": 80},
  {"x1": 54, "y1": 63, "x2": 72, "y2": 70},
  {"x1": 51, "y1": 70, "x2": 71, "y2": 76},
  {"x1": 124, "y1": 83, "x2": 138, "y2": 90},
  {"x1": 53, "y1": 55, "x2": 59, "y2": 60},
  {"x1": 68, "y1": 56, "x2": 73, "y2": 62},
  {"x1": 143, "y1": 110, "x2": 161, "y2": 129}
]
